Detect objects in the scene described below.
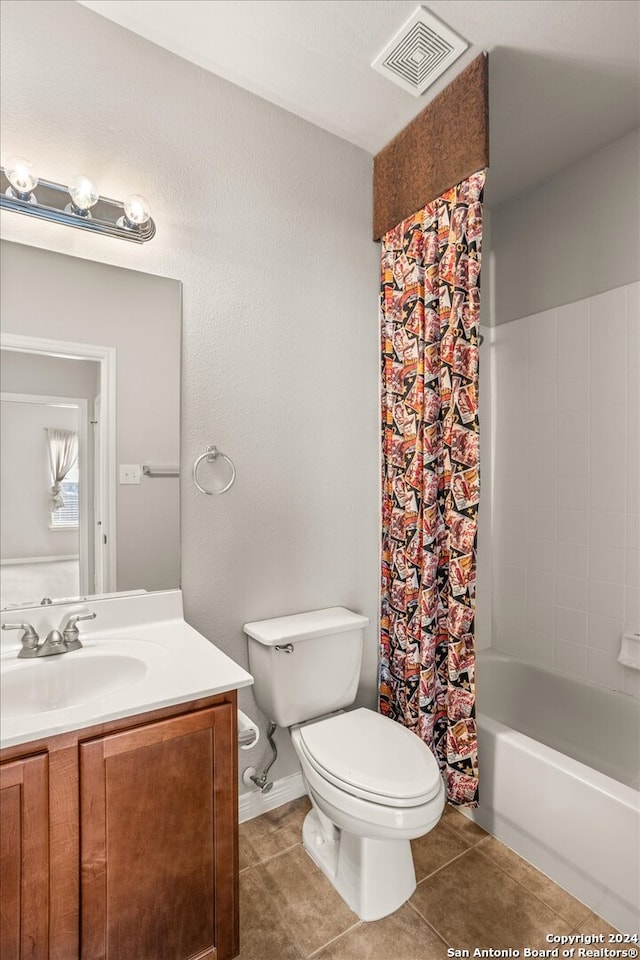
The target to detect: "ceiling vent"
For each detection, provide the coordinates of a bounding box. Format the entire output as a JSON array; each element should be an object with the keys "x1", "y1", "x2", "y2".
[{"x1": 372, "y1": 6, "x2": 468, "y2": 97}]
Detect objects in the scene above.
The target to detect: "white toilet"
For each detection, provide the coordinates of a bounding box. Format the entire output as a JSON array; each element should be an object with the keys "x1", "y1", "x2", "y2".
[{"x1": 244, "y1": 607, "x2": 445, "y2": 921}]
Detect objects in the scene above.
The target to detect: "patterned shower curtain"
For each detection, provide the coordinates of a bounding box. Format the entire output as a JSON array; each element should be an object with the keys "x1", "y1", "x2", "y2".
[{"x1": 379, "y1": 170, "x2": 485, "y2": 807}]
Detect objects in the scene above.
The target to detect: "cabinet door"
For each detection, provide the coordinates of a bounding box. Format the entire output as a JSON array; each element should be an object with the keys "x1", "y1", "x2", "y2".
[
  {"x1": 79, "y1": 703, "x2": 237, "y2": 960},
  {"x1": 0, "y1": 753, "x2": 49, "y2": 960}
]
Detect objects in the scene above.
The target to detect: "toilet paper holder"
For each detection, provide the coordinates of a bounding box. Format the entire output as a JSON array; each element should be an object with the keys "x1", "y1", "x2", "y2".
[{"x1": 237, "y1": 709, "x2": 260, "y2": 749}]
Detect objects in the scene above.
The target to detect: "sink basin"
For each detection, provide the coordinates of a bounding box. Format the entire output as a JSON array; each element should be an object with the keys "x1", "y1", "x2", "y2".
[{"x1": 0, "y1": 653, "x2": 148, "y2": 718}]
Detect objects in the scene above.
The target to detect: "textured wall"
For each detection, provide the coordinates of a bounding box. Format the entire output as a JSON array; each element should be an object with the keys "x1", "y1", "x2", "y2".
[
  {"x1": 489, "y1": 282, "x2": 639, "y2": 698},
  {"x1": 491, "y1": 128, "x2": 640, "y2": 326},
  {"x1": 0, "y1": 0, "x2": 379, "y2": 785}
]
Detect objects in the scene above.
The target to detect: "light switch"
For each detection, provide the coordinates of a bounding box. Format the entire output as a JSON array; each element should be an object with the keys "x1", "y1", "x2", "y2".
[{"x1": 119, "y1": 464, "x2": 141, "y2": 485}]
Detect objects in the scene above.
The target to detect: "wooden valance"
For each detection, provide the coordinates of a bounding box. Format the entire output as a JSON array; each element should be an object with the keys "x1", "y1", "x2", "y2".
[{"x1": 373, "y1": 53, "x2": 489, "y2": 240}]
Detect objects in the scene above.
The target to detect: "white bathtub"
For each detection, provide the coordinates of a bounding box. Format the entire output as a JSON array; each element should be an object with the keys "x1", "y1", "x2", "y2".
[{"x1": 468, "y1": 650, "x2": 640, "y2": 933}]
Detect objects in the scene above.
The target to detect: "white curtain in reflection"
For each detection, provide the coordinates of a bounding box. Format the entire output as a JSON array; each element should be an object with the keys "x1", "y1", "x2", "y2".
[{"x1": 46, "y1": 428, "x2": 78, "y2": 510}]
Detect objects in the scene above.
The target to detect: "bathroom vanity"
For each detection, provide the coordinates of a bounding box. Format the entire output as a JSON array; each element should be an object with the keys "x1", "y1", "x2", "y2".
[{"x1": 0, "y1": 590, "x2": 253, "y2": 960}]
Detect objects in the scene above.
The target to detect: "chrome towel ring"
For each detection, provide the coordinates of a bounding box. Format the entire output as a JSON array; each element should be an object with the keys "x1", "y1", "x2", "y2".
[{"x1": 193, "y1": 445, "x2": 236, "y2": 495}]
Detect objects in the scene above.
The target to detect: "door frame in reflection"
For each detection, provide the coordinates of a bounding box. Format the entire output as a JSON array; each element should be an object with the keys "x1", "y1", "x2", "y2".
[{"x1": 1, "y1": 332, "x2": 117, "y2": 598}]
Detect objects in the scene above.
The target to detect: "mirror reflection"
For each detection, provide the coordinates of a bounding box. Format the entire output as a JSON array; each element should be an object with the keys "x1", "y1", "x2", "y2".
[{"x1": 0, "y1": 241, "x2": 181, "y2": 610}]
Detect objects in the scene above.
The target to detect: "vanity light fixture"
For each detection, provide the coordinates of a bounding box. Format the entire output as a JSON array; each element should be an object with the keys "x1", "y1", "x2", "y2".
[{"x1": 0, "y1": 156, "x2": 156, "y2": 243}]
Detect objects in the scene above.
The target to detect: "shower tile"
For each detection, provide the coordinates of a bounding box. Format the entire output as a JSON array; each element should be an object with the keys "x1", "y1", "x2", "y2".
[
  {"x1": 558, "y1": 442, "x2": 589, "y2": 477},
  {"x1": 589, "y1": 475, "x2": 625, "y2": 511},
  {"x1": 528, "y1": 414, "x2": 557, "y2": 446},
  {"x1": 558, "y1": 475, "x2": 589, "y2": 511},
  {"x1": 528, "y1": 379, "x2": 558, "y2": 416},
  {"x1": 623, "y1": 585, "x2": 639, "y2": 630},
  {"x1": 476, "y1": 837, "x2": 590, "y2": 928},
  {"x1": 236, "y1": 870, "x2": 303, "y2": 960},
  {"x1": 313, "y1": 903, "x2": 449, "y2": 960},
  {"x1": 528, "y1": 475, "x2": 557, "y2": 510},
  {"x1": 586, "y1": 646, "x2": 627, "y2": 692},
  {"x1": 527, "y1": 309, "x2": 557, "y2": 384},
  {"x1": 589, "y1": 442, "x2": 626, "y2": 478},
  {"x1": 587, "y1": 580, "x2": 624, "y2": 619},
  {"x1": 623, "y1": 669, "x2": 640, "y2": 698},
  {"x1": 525, "y1": 600, "x2": 555, "y2": 636},
  {"x1": 588, "y1": 511, "x2": 627, "y2": 549},
  {"x1": 555, "y1": 575, "x2": 588, "y2": 611},
  {"x1": 626, "y1": 549, "x2": 640, "y2": 587},
  {"x1": 554, "y1": 639, "x2": 587, "y2": 678},
  {"x1": 527, "y1": 508, "x2": 557, "y2": 542},
  {"x1": 586, "y1": 613, "x2": 624, "y2": 653},
  {"x1": 523, "y1": 630, "x2": 554, "y2": 667},
  {"x1": 495, "y1": 563, "x2": 526, "y2": 598},
  {"x1": 588, "y1": 546, "x2": 625, "y2": 584},
  {"x1": 558, "y1": 410, "x2": 588, "y2": 444},
  {"x1": 627, "y1": 512, "x2": 640, "y2": 550},
  {"x1": 557, "y1": 300, "x2": 589, "y2": 380},
  {"x1": 554, "y1": 607, "x2": 587, "y2": 645},
  {"x1": 558, "y1": 510, "x2": 589, "y2": 545},
  {"x1": 410, "y1": 847, "x2": 572, "y2": 950},
  {"x1": 527, "y1": 568, "x2": 556, "y2": 602},
  {"x1": 256, "y1": 844, "x2": 358, "y2": 955},
  {"x1": 556, "y1": 543, "x2": 588, "y2": 580},
  {"x1": 558, "y1": 375, "x2": 588, "y2": 413},
  {"x1": 496, "y1": 536, "x2": 526, "y2": 568},
  {"x1": 494, "y1": 507, "x2": 528, "y2": 540},
  {"x1": 239, "y1": 796, "x2": 311, "y2": 866},
  {"x1": 527, "y1": 539, "x2": 557, "y2": 573},
  {"x1": 590, "y1": 404, "x2": 626, "y2": 444}
]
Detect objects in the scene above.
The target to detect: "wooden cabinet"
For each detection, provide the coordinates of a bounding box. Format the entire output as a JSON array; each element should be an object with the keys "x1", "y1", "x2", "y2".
[
  {"x1": 0, "y1": 693, "x2": 239, "y2": 960},
  {"x1": 0, "y1": 754, "x2": 49, "y2": 960}
]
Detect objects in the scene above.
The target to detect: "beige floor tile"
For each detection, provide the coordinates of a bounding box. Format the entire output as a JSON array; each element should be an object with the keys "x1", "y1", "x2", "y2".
[
  {"x1": 411, "y1": 819, "x2": 472, "y2": 882},
  {"x1": 237, "y1": 870, "x2": 303, "y2": 960},
  {"x1": 238, "y1": 843, "x2": 252, "y2": 872},
  {"x1": 410, "y1": 847, "x2": 572, "y2": 949},
  {"x1": 256, "y1": 844, "x2": 358, "y2": 956},
  {"x1": 477, "y1": 836, "x2": 590, "y2": 928},
  {"x1": 441, "y1": 803, "x2": 488, "y2": 844},
  {"x1": 574, "y1": 912, "x2": 620, "y2": 936},
  {"x1": 239, "y1": 796, "x2": 311, "y2": 865},
  {"x1": 314, "y1": 903, "x2": 450, "y2": 960}
]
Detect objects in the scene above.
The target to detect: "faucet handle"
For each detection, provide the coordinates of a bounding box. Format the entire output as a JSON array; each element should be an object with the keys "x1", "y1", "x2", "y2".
[
  {"x1": 62, "y1": 612, "x2": 96, "y2": 650},
  {"x1": 2, "y1": 622, "x2": 41, "y2": 658}
]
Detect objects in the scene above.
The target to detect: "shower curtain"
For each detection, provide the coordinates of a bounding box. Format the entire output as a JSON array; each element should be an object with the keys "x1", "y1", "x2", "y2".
[{"x1": 379, "y1": 170, "x2": 484, "y2": 806}]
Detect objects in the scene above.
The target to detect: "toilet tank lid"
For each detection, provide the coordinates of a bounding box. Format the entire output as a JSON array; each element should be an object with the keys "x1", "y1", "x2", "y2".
[{"x1": 244, "y1": 607, "x2": 369, "y2": 646}]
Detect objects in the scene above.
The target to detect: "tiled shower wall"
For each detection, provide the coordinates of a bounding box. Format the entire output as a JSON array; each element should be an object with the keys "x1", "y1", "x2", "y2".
[{"x1": 489, "y1": 281, "x2": 639, "y2": 697}]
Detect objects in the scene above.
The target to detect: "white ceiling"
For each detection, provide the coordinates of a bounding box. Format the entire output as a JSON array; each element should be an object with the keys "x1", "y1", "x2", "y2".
[{"x1": 78, "y1": 0, "x2": 640, "y2": 207}]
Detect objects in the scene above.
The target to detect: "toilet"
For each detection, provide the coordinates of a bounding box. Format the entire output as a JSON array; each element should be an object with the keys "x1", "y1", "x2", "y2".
[{"x1": 244, "y1": 607, "x2": 445, "y2": 921}]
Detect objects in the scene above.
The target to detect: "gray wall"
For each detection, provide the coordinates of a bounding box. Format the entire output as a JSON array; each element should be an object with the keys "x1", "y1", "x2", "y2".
[
  {"x1": 0, "y1": 0, "x2": 380, "y2": 786},
  {"x1": 491, "y1": 128, "x2": 640, "y2": 325}
]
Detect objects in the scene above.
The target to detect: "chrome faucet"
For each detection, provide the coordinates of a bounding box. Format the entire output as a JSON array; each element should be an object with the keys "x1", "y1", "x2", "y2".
[{"x1": 2, "y1": 612, "x2": 97, "y2": 658}]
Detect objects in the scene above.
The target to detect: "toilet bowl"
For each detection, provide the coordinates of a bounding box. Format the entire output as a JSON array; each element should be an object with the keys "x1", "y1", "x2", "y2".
[
  {"x1": 244, "y1": 607, "x2": 446, "y2": 921},
  {"x1": 290, "y1": 707, "x2": 445, "y2": 920}
]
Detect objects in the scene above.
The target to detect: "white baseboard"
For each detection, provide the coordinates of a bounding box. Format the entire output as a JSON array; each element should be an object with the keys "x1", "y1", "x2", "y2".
[{"x1": 238, "y1": 771, "x2": 306, "y2": 823}]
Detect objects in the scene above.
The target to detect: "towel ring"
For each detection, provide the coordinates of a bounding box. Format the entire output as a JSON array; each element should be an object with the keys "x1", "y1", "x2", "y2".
[{"x1": 193, "y1": 445, "x2": 236, "y2": 495}]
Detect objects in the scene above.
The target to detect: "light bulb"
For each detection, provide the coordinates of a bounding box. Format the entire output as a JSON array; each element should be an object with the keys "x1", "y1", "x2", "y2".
[
  {"x1": 68, "y1": 174, "x2": 98, "y2": 212},
  {"x1": 4, "y1": 156, "x2": 38, "y2": 197},
  {"x1": 123, "y1": 194, "x2": 151, "y2": 226}
]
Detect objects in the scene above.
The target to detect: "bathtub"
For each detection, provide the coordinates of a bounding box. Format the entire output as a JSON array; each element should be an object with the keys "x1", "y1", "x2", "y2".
[{"x1": 468, "y1": 650, "x2": 639, "y2": 933}]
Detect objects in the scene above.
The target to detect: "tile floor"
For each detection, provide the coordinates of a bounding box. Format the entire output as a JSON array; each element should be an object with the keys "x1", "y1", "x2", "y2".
[{"x1": 238, "y1": 797, "x2": 619, "y2": 960}]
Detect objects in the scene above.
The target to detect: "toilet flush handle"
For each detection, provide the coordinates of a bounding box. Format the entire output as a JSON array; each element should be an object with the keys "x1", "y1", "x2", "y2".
[{"x1": 274, "y1": 643, "x2": 294, "y2": 654}]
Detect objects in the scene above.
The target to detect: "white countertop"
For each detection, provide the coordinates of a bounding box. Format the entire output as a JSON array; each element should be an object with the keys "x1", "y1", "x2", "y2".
[{"x1": 0, "y1": 590, "x2": 253, "y2": 750}]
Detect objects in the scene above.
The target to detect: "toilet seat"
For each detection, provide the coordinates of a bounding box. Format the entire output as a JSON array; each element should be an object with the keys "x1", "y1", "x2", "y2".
[{"x1": 296, "y1": 707, "x2": 442, "y2": 808}]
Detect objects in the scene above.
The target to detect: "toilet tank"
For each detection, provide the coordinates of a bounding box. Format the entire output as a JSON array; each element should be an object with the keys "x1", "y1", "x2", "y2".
[{"x1": 244, "y1": 607, "x2": 369, "y2": 727}]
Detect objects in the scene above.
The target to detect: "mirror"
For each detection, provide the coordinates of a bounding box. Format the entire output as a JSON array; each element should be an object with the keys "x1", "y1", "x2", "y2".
[{"x1": 0, "y1": 240, "x2": 181, "y2": 610}]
